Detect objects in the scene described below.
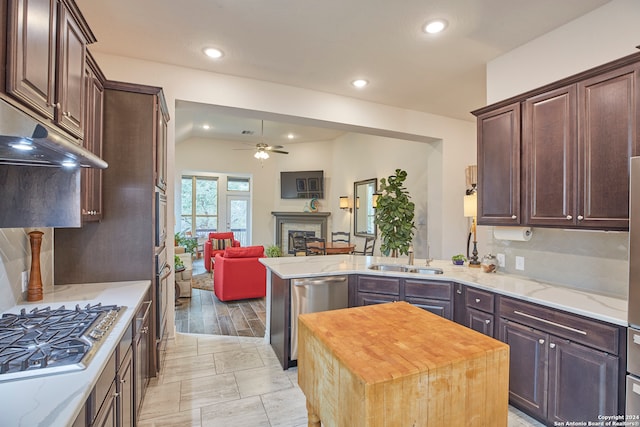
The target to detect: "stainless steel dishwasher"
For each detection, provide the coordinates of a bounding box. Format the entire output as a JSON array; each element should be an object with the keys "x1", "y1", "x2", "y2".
[{"x1": 290, "y1": 275, "x2": 348, "y2": 361}]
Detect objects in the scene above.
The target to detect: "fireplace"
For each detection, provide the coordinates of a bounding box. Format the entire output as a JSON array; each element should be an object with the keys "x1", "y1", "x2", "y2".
[{"x1": 272, "y1": 212, "x2": 330, "y2": 256}]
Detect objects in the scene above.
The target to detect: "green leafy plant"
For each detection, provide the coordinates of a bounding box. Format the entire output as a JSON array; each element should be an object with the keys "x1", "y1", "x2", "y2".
[
  {"x1": 265, "y1": 244, "x2": 282, "y2": 257},
  {"x1": 452, "y1": 254, "x2": 467, "y2": 262},
  {"x1": 174, "y1": 255, "x2": 185, "y2": 269},
  {"x1": 374, "y1": 169, "x2": 416, "y2": 257},
  {"x1": 174, "y1": 232, "x2": 198, "y2": 255}
]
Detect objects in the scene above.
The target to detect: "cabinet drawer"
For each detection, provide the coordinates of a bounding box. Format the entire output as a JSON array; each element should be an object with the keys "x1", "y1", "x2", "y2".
[
  {"x1": 465, "y1": 287, "x2": 495, "y2": 313},
  {"x1": 498, "y1": 296, "x2": 620, "y2": 354},
  {"x1": 405, "y1": 280, "x2": 452, "y2": 301},
  {"x1": 357, "y1": 276, "x2": 400, "y2": 296},
  {"x1": 90, "y1": 350, "x2": 116, "y2": 422}
]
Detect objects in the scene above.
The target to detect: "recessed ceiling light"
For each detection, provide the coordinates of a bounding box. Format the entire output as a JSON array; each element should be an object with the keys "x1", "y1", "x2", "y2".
[
  {"x1": 352, "y1": 79, "x2": 368, "y2": 88},
  {"x1": 423, "y1": 19, "x2": 448, "y2": 34},
  {"x1": 287, "y1": 133, "x2": 295, "y2": 139},
  {"x1": 202, "y1": 124, "x2": 211, "y2": 130},
  {"x1": 203, "y1": 47, "x2": 223, "y2": 59}
]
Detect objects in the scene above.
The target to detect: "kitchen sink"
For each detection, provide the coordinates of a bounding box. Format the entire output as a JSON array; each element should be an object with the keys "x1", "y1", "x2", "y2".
[
  {"x1": 368, "y1": 264, "x2": 411, "y2": 272},
  {"x1": 407, "y1": 267, "x2": 444, "y2": 275},
  {"x1": 367, "y1": 264, "x2": 444, "y2": 275}
]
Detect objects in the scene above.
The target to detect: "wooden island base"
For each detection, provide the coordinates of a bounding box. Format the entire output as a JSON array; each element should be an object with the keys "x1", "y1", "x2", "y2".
[{"x1": 298, "y1": 301, "x2": 509, "y2": 427}]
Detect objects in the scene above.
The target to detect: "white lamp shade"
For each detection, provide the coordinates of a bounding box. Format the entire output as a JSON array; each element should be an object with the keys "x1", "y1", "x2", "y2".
[
  {"x1": 339, "y1": 196, "x2": 349, "y2": 209},
  {"x1": 464, "y1": 193, "x2": 477, "y2": 218}
]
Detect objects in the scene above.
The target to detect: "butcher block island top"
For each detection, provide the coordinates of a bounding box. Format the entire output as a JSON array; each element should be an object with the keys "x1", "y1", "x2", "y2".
[{"x1": 297, "y1": 301, "x2": 510, "y2": 427}]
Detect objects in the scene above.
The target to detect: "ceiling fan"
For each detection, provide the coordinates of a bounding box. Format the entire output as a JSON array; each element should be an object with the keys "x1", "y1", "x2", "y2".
[{"x1": 236, "y1": 120, "x2": 289, "y2": 159}]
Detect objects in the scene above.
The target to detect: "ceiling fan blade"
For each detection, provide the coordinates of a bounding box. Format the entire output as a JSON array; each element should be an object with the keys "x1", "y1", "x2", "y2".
[
  {"x1": 264, "y1": 145, "x2": 284, "y2": 150},
  {"x1": 271, "y1": 150, "x2": 289, "y2": 154}
]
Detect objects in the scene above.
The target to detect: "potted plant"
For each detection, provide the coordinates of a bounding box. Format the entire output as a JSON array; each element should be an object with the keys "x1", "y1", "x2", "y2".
[
  {"x1": 374, "y1": 169, "x2": 416, "y2": 257},
  {"x1": 175, "y1": 231, "x2": 198, "y2": 256},
  {"x1": 265, "y1": 244, "x2": 282, "y2": 257},
  {"x1": 174, "y1": 254, "x2": 185, "y2": 270},
  {"x1": 451, "y1": 254, "x2": 467, "y2": 265}
]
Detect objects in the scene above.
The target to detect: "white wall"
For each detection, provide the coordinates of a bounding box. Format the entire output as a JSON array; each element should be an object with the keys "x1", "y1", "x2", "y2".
[{"x1": 481, "y1": 0, "x2": 640, "y2": 298}]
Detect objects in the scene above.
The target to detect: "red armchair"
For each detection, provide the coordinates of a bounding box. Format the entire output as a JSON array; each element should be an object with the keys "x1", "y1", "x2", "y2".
[
  {"x1": 213, "y1": 246, "x2": 266, "y2": 302},
  {"x1": 204, "y1": 232, "x2": 240, "y2": 272}
]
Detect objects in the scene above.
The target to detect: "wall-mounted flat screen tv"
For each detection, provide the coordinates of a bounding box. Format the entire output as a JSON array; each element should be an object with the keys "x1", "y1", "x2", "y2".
[{"x1": 281, "y1": 170, "x2": 324, "y2": 199}]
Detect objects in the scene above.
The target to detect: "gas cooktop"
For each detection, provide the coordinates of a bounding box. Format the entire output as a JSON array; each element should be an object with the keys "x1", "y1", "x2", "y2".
[{"x1": 0, "y1": 303, "x2": 124, "y2": 382}]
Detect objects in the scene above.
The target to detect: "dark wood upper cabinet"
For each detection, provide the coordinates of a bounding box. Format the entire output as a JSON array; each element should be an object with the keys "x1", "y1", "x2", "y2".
[
  {"x1": 6, "y1": 0, "x2": 58, "y2": 120},
  {"x1": 523, "y1": 85, "x2": 577, "y2": 226},
  {"x1": 5, "y1": 0, "x2": 95, "y2": 140},
  {"x1": 81, "y1": 52, "x2": 104, "y2": 222},
  {"x1": 475, "y1": 52, "x2": 640, "y2": 231},
  {"x1": 577, "y1": 64, "x2": 640, "y2": 230},
  {"x1": 476, "y1": 102, "x2": 521, "y2": 225}
]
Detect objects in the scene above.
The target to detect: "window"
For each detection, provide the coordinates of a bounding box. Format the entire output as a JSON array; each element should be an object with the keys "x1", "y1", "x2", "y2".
[
  {"x1": 227, "y1": 177, "x2": 250, "y2": 192},
  {"x1": 181, "y1": 176, "x2": 218, "y2": 237}
]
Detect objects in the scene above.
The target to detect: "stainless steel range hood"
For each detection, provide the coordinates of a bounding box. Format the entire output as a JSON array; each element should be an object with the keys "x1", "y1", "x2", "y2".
[{"x1": 0, "y1": 97, "x2": 107, "y2": 169}]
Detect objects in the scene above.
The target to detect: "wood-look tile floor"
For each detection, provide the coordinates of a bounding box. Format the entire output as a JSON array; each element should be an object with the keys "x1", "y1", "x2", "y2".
[
  {"x1": 139, "y1": 333, "x2": 545, "y2": 427},
  {"x1": 162, "y1": 259, "x2": 544, "y2": 427},
  {"x1": 175, "y1": 259, "x2": 266, "y2": 337}
]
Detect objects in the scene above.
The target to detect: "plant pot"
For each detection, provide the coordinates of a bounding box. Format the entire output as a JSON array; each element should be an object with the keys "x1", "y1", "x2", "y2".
[{"x1": 452, "y1": 260, "x2": 465, "y2": 266}]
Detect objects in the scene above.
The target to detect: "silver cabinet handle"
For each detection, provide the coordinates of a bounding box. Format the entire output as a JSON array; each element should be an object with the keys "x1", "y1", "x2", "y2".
[
  {"x1": 514, "y1": 310, "x2": 587, "y2": 335},
  {"x1": 577, "y1": 215, "x2": 584, "y2": 220},
  {"x1": 566, "y1": 215, "x2": 572, "y2": 220},
  {"x1": 511, "y1": 215, "x2": 517, "y2": 220},
  {"x1": 550, "y1": 343, "x2": 556, "y2": 349},
  {"x1": 456, "y1": 289, "x2": 462, "y2": 294},
  {"x1": 485, "y1": 319, "x2": 491, "y2": 324},
  {"x1": 538, "y1": 339, "x2": 545, "y2": 344},
  {"x1": 475, "y1": 298, "x2": 481, "y2": 303}
]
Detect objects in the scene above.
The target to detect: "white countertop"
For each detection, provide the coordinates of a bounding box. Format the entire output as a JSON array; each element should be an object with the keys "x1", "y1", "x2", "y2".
[
  {"x1": 260, "y1": 255, "x2": 628, "y2": 326},
  {"x1": 0, "y1": 280, "x2": 151, "y2": 427}
]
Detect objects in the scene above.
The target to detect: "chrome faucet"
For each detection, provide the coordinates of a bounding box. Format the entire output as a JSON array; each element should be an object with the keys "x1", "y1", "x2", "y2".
[
  {"x1": 425, "y1": 244, "x2": 433, "y2": 266},
  {"x1": 408, "y1": 246, "x2": 414, "y2": 265}
]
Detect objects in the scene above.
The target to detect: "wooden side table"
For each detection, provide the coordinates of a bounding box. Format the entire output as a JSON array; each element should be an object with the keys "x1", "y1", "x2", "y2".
[{"x1": 298, "y1": 302, "x2": 509, "y2": 426}]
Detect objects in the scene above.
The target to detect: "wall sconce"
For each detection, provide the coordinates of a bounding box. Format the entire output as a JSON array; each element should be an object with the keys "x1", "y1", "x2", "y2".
[
  {"x1": 372, "y1": 192, "x2": 381, "y2": 208},
  {"x1": 339, "y1": 196, "x2": 352, "y2": 213}
]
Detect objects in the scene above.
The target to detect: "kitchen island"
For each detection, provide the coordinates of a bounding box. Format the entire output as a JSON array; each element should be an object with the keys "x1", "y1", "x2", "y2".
[
  {"x1": 261, "y1": 254, "x2": 628, "y2": 424},
  {"x1": 0, "y1": 280, "x2": 150, "y2": 427}
]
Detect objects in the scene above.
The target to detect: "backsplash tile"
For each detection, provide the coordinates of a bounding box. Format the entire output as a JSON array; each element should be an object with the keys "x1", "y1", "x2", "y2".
[
  {"x1": 0, "y1": 228, "x2": 53, "y2": 312},
  {"x1": 483, "y1": 227, "x2": 628, "y2": 298}
]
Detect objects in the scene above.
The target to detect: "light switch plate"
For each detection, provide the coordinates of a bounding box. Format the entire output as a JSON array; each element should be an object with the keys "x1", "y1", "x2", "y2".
[
  {"x1": 515, "y1": 256, "x2": 525, "y2": 271},
  {"x1": 497, "y1": 253, "x2": 505, "y2": 268}
]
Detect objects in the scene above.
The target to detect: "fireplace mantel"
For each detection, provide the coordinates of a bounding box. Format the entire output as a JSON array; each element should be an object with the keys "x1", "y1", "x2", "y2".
[{"x1": 272, "y1": 211, "x2": 331, "y2": 253}]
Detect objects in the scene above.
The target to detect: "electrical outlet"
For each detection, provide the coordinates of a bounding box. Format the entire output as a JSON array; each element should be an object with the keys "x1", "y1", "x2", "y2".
[
  {"x1": 515, "y1": 256, "x2": 525, "y2": 271},
  {"x1": 496, "y1": 253, "x2": 505, "y2": 268},
  {"x1": 21, "y1": 271, "x2": 29, "y2": 292}
]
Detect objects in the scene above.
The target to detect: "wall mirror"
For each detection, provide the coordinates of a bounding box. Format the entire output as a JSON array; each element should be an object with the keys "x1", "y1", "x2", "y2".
[{"x1": 354, "y1": 178, "x2": 377, "y2": 237}]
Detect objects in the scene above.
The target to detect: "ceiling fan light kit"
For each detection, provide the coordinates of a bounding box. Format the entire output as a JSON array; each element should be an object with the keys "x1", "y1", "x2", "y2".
[{"x1": 233, "y1": 120, "x2": 290, "y2": 160}]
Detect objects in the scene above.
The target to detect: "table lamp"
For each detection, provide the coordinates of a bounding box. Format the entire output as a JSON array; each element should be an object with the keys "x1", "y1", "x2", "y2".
[{"x1": 464, "y1": 187, "x2": 480, "y2": 268}]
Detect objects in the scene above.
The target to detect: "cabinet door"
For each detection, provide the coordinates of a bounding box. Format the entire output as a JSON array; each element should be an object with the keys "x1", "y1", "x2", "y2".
[
  {"x1": 577, "y1": 64, "x2": 640, "y2": 230},
  {"x1": 55, "y1": 1, "x2": 86, "y2": 138},
  {"x1": 498, "y1": 319, "x2": 548, "y2": 419},
  {"x1": 523, "y1": 86, "x2": 577, "y2": 227},
  {"x1": 356, "y1": 292, "x2": 398, "y2": 306},
  {"x1": 6, "y1": 0, "x2": 57, "y2": 119},
  {"x1": 81, "y1": 54, "x2": 103, "y2": 222},
  {"x1": 118, "y1": 349, "x2": 134, "y2": 427},
  {"x1": 547, "y1": 339, "x2": 618, "y2": 423},
  {"x1": 466, "y1": 307, "x2": 494, "y2": 337},
  {"x1": 477, "y1": 103, "x2": 521, "y2": 225},
  {"x1": 155, "y1": 101, "x2": 168, "y2": 191},
  {"x1": 93, "y1": 381, "x2": 117, "y2": 427},
  {"x1": 406, "y1": 297, "x2": 452, "y2": 319},
  {"x1": 134, "y1": 301, "x2": 151, "y2": 416}
]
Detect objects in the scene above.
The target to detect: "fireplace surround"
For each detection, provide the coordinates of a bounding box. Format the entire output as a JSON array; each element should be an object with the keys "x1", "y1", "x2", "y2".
[{"x1": 272, "y1": 212, "x2": 330, "y2": 256}]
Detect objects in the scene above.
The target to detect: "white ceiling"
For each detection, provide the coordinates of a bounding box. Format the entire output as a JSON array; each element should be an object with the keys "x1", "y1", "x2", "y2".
[{"x1": 77, "y1": 0, "x2": 611, "y2": 147}]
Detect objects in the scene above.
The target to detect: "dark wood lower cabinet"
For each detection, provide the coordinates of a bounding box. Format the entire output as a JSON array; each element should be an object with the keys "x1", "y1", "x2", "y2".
[
  {"x1": 356, "y1": 292, "x2": 398, "y2": 306},
  {"x1": 92, "y1": 381, "x2": 117, "y2": 427},
  {"x1": 499, "y1": 319, "x2": 548, "y2": 419},
  {"x1": 118, "y1": 349, "x2": 134, "y2": 427},
  {"x1": 547, "y1": 339, "x2": 618, "y2": 423},
  {"x1": 499, "y1": 318, "x2": 620, "y2": 424},
  {"x1": 466, "y1": 307, "x2": 494, "y2": 337}
]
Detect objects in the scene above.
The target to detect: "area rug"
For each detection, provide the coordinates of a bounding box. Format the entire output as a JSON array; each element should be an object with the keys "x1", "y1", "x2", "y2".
[{"x1": 192, "y1": 272, "x2": 213, "y2": 291}]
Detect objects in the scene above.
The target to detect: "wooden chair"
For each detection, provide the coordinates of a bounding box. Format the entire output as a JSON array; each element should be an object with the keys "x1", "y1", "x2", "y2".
[
  {"x1": 331, "y1": 231, "x2": 351, "y2": 245},
  {"x1": 353, "y1": 236, "x2": 375, "y2": 255},
  {"x1": 305, "y1": 236, "x2": 326, "y2": 255}
]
